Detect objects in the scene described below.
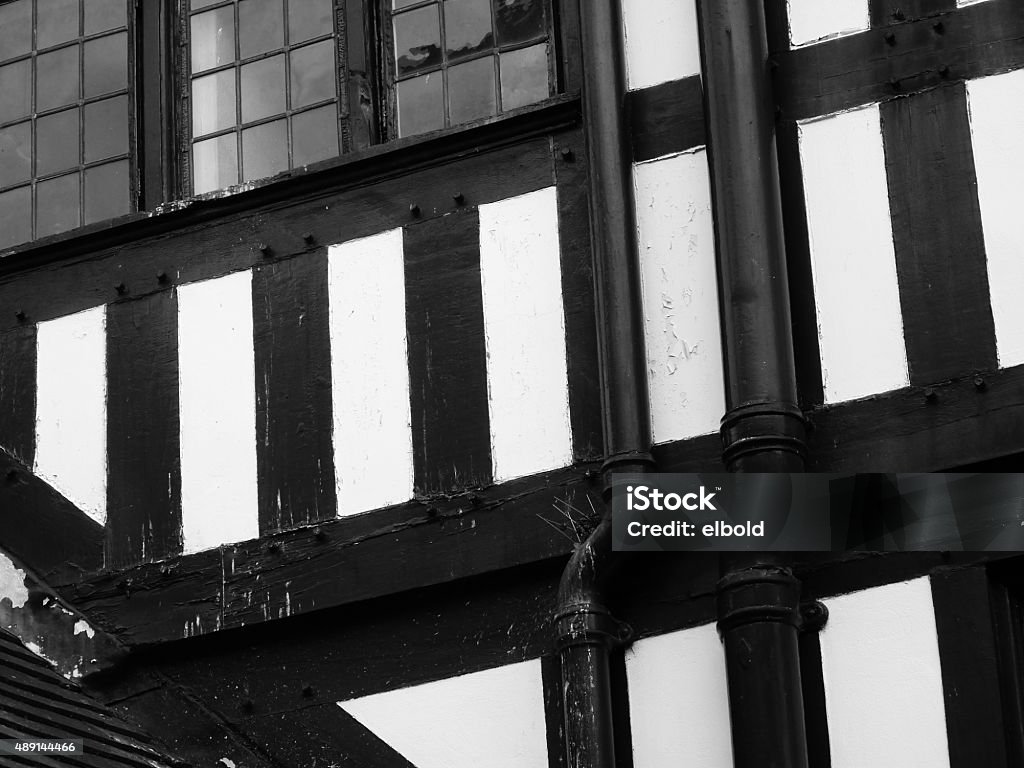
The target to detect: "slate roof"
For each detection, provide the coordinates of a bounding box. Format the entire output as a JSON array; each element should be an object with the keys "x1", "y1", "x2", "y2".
[{"x1": 0, "y1": 629, "x2": 183, "y2": 767}]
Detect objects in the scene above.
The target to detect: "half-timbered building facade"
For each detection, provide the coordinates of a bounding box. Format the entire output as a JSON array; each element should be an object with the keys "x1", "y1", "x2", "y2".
[{"x1": 2, "y1": 0, "x2": 1024, "y2": 765}]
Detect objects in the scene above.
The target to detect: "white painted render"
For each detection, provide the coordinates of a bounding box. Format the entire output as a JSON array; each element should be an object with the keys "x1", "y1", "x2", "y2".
[
  {"x1": 621, "y1": 0, "x2": 701, "y2": 90},
  {"x1": 787, "y1": 0, "x2": 869, "y2": 48},
  {"x1": 820, "y1": 578, "x2": 951, "y2": 768},
  {"x1": 339, "y1": 659, "x2": 548, "y2": 768},
  {"x1": 34, "y1": 305, "x2": 107, "y2": 523},
  {"x1": 625, "y1": 623, "x2": 733, "y2": 768},
  {"x1": 328, "y1": 229, "x2": 415, "y2": 515},
  {"x1": 479, "y1": 187, "x2": 573, "y2": 482},
  {"x1": 178, "y1": 271, "x2": 259, "y2": 553},
  {"x1": 634, "y1": 148, "x2": 725, "y2": 442},
  {"x1": 966, "y1": 68, "x2": 1024, "y2": 368},
  {"x1": 0, "y1": 551, "x2": 29, "y2": 610},
  {"x1": 798, "y1": 104, "x2": 909, "y2": 404}
]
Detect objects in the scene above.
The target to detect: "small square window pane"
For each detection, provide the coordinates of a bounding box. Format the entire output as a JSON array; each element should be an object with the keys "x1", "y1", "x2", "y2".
[
  {"x1": 241, "y1": 55, "x2": 286, "y2": 123},
  {"x1": 191, "y1": 0, "x2": 224, "y2": 8},
  {"x1": 288, "y1": 0, "x2": 333, "y2": 44},
  {"x1": 445, "y1": 0, "x2": 493, "y2": 61},
  {"x1": 37, "y1": 46, "x2": 80, "y2": 112},
  {"x1": 0, "y1": 186, "x2": 31, "y2": 249},
  {"x1": 0, "y1": 60, "x2": 31, "y2": 121},
  {"x1": 448, "y1": 56, "x2": 495, "y2": 125},
  {"x1": 85, "y1": 0, "x2": 126, "y2": 35},
  {"x1": 84, "y1": 95, "x2": 129, "y2": 163},
  {"x1": 289, "y1": 39, "x2": 335, "y2": 109},
  {"x1": 493, "y1": 0, "x2": 544, "y2": 46},
  {"x1": 37, "y1": 172, "x2": 81, "y2": 238},
  {"x1": 241, "y1": 119, "x2": 288, "y2": 182},
  {"x1": 193, "y1": 133, "x2": 238, "y2": 194},
  {"x1": 394, "y1": 5, "x2": 441, "y2": 76},
  {"x1": 0, "y1": 122, "x2": 31, "y2": 187},
  {"x1": 500, "y1": 43, "x2": 547, "y2": 110},
  {"x1": 292, "y1": 105, "x2": 338, "y2": 167},
  {"x1": 239, "y1": 0, "x2": 284, "y2": 59},
  {"x1": 191, "y1": 7, "x2": 235, "y2": 72},
  {"x1": 36, "y1": 109, "x2": 80, "y2": 176},
  {"x1": 85, "y1": 32, "x2": 128, "y2": 98},
  {"x1": 84, "y1": 160, "x2": 130, "y2": 224},
  {"x1": 397, "y1": 72, "x2": 443, "y2": 137},
  {"x1": 192, "y1": 70, "x2": 237, "y2": 136},
  {"x1": 37, "y1": 0, "x2": 79, "y2": 50},
  {"x1": 0, "y1": 0, "x2": 32, "y2": 61},
  {"x1": 393, "y1": 0, "x2": 421, "y2": 8}
]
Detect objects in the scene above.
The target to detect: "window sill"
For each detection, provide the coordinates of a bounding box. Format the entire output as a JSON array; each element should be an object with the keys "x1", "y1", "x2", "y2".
[{"x1": 0, "y1": 94, "x2": 581, "y2": 275}]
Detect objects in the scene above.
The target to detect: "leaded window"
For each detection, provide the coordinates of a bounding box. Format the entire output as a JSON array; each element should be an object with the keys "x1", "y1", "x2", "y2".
[
  {"x1": 0, "y1": 0, "x2": 132, "y2": 249},
  {"x1": 387, "y1": 0, "x2": 552, "y2": 138}
]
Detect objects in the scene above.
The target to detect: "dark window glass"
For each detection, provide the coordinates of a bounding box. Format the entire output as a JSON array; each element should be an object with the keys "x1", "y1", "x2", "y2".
[
  {"x1": 388, "y1": 0, "x2": 550, "y2": 137},
  {"x1": 36, "y1": 109, "x2": 79, "y2": 176},
  {"x1": 0, "y1": 0, "x2": 132, "y2": 250},
  {"x1": 0, "y1": 0, "x2": 32, "y2": 60},
  {"x1": 187, "y1": 0, "x2": 340, "y2": 192}
]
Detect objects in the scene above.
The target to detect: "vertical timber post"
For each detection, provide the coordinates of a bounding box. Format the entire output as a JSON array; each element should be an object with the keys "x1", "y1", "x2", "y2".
[
  {"x1": 697, "y1": 1, "x2": 810, "y2": 767},
  {"x1": 555, "y1": 0, "x2": 655, "y2": 766}
]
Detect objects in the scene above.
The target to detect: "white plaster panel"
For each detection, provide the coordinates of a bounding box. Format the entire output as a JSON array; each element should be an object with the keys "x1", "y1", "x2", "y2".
[
  {"x1": 178, "y1": 271, "x2": 259, "y2": 553},
  {"x1": 339, "y1": 659, "x2": 548, "y2": 768},
  {"x1": 34, "y1": 306, "x2": 107, "y2": 523},
  {"x1": 957, "y1": 0, "x2": 994, "y2": 6},
  {"x1": 820, "y1": 578, "x2": 951, "y2": 768},
  {"x1": 788, "y1": 0, "x2": 869, "y2": 47},
  {"x1": 328, "y1": 229, "x2": 415, "y2": 515},
  {"x1": 798, "y1": 105, "x2": 909, "y2": 403},
  {"x1": 967, "y1": 69, "x2": 1024, "y2": 368},
  {"x1": 625, "y1": 623, "x2": 733, "y2": 768},
  {"x1": 621, "y1": 0, "x2": 701, "y2": 90},
  {"x1": 479, "y1": 187, "x2": 573, "y2": 482},
  {"x1": 634, "y1": 149, "x2": 725, "y2": 442}
]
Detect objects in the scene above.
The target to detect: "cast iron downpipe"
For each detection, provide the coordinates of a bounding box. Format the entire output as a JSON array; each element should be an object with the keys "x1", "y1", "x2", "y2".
[
  {"x1": 554, "y1": 0, "x2": 654, "y2": 766},
  {"x1": 697, "y1": 2, "x2": 811, "y2": 768}
]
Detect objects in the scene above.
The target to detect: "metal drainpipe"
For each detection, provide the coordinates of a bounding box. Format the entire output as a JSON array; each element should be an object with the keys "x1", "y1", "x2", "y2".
[
  {"x1": 697, "y1": 2, "x2": 811, "y2": 768},
  {"x1": 554, "y1": 0, "x2": 654, "y2": 766}
]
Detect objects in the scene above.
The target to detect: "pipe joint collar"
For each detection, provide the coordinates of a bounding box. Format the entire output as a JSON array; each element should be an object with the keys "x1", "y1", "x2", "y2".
[
  {"x1": 720, "y1": 400, "x2": 807, "y2": 469},
  {"x1": 555, "y1": 603, "x2": 632, "y2": 650},
  {"x1": 716, "y1": 566, "x2": 802, "y2": 633}
]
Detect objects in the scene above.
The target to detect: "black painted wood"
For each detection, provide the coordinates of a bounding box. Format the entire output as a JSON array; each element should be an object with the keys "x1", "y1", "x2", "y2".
[
  {"x1": 542, "y1": 654, "x2": 567, "y2": 768},
  {"x1": 554, "y1": 141, "x2": 603, "y2": 461},
  {"x1": 870, "y1": 0, "x2": 954, "y2": 27},
  {"x1": 989, "y1": 577, "x2": 1024, "y2": 766},
  {"x1": 609, "y1": 647, "x2": 636, "y2": 768},
  {"x1": 806, "y1": 364, "x2": 1024, "y2": 471},
  {"x1": 106, "y1": 293, "x2": 182, "y2": 568},
  {"x1": 776, "y1": 120, "x2": 824, "y2": 408},
  {"x1": 0, "y1": 448, "x2": 103, "y2": 583},
  {"x1": 252, "y1": 253, "x2": 336, "y2": 533},
  {"x1": 628, "y1": 76, "x2": 706, "y2": 162},
  {"x1": 774, "y1": 0, "x2": 1024, "y2": 120},
  {"x1": 0, "y1": 325, "x2": 36, "y2": 466},
  {"x1": 931, "y1": 567, "x2": 1010, "y2": 768},
  {"x1": 404, "y1": 209, "x2": 493, "y2": 494},
  {"x1": 798, "y1": 629, "x2": 832, "y2": 768},
  {"x1": 651, "y1": 433, "x2": 725, "y2": 473},
  {"x1": 881, "y1": 84, "x2": 996, "y2": 385}
]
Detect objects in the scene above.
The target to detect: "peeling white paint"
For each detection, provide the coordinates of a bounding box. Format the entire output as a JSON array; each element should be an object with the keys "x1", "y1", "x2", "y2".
[
  {"x1": 633, "y1": 149, "x2": 725, "y2": 442},
  {"x1": 479, "y1": 187, "x2": 573, "y2": 483},
  {"x1": 339, "y1": 659, "x2": 547, "y2": 768},
  {"x1": 957, "y1": 0, "x2": 994, "y2": 6},
  {"x1": 0, "y1": 552, "x2": 29, "y2": 609},
  {"x1": 73, "y1": 619, "x2": 95, "y2": 639},
  {"x1": 178, "y1": 271, "x2": 259, "y2": 553},
  {"x1": 218, "y1": 759, "x2": 237, "y2": 768},
  {"x1": 626, "y1": 623, "x2": 733, "y2": 768},
  {"x1": 798, "y1": 105, "x2": 909, "y2": 403},
  {"x1": 621, "y1": 0, "x2": 701, "y2": 90},
  {"x1": 34, "y1": 305, "x2": 107, "y2": 522},
  {"x1": 787, "y1": 0, "x2": 869, "y2": 47},
  {"x1": 328, "y1": 229, "x2": 415, "y2": 516},
  {"x1": 966, "y1": 69, "x2": 1024, "y2": 368},
  {"x1": 821, "y1": 578, "x2": 950, "y2": 768}
]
